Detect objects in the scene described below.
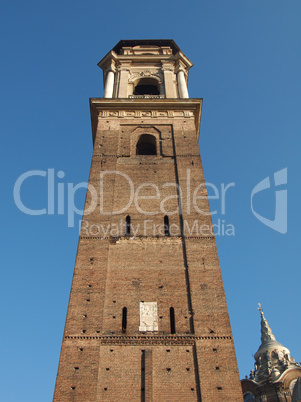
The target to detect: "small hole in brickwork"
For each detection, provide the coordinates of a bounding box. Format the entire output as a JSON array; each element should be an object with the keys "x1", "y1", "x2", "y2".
[
  {"x1": 191, "y1": 161, "x2": 194, "y2": 166},
  {"x1": 90, "y1": 258, "x2": 94, "y2": 262},
  {"x1": 191, "y1": 388, "x2": 194, "y2": 391},
  {"x1": 213, "y1": 348, "x2": 217, "y2": 352},
  {"x1": 166, "y1": 368, "x2": 171, "y2": 371},
  {"x1": 113, "y1": 300, "x2": 116, "y2": 303},
  {"x1": 106, "y1": 368, "x2": 110, "y2": 371},
  {"x1": 83, "y1": 314, "x2": 87, "y2": 318},
  {"x1": 209, "y1": 329, "x2": 215, "y2": 334},
  {"x1": 186, "y1": 368, "x2": 190, "y2": 371},
  {"x1": 158, "y1": 285, "x2": 163, "y2": 289},
  {"x1": 185, "y1": 316, "x2": 187, "y2": 319},
  {"x1": 74, "y1": 367, "x2": 79, "y2": 370},
  {"x1": 112, "y1": 316, "x2": 116, "y2": 319},
  {"x1": 82, "y1": 330, "x2": 86, "y2": 333},
  {"x1": 159, "y1": 316, "x2": 163, "y2": 319},
  {"x1": 87, "y1": 285, "x2": 92, "y2": 288},
  {"x1": 217, "y1": 387, "x2": 222, "y2": 390},
  {"x1": 96, "y1": 330, "x2": 100, "y2": 333},
  {"x1": 216, "y1": 367, "x2": 220, "y2": 370},
  {"x1": 186, "y1": 349, "x2": 190, "y2": 352},
  {"x1": 104, "y1": 387, "x2": 107, "y2": 391},
  {"x1": 166, "y1": 349, "x2": 170, "y2": 352},
  {"x1": 110, "y1": 349, "x2": 114, "y2": 352},
  {"x1": 79, "y1": 348, "x2": 83, "y2": 351},
  {"x1": 71, "y1": 386, "x2": 76, "y2": 390},
  {"x1": 86, "y1": 299, "x2": 90, "y2": 302}
]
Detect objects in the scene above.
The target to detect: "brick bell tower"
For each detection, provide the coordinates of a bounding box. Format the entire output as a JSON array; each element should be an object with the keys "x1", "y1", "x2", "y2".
[{"x1": 54, "y1": 40, "x2": 243, "y2": 401}]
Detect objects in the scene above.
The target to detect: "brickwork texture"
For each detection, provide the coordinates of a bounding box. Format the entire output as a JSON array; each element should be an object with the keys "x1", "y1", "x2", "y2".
[{"x1": 53, "y1": 98, "x2": 243, "y2": 401}]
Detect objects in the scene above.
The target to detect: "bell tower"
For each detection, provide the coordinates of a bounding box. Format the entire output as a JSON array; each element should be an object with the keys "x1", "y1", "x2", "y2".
[
  {"x1": 54, "y1": 40, "x2": 243, "y2": 401},
  {"x1": 100, "y1": 40, "x2": 190, "y2": 100}
]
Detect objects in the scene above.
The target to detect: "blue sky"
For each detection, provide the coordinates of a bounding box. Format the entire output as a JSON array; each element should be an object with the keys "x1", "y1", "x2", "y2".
[{"x1": 1, "y1": 1, "x2": 300, "y2": 400}]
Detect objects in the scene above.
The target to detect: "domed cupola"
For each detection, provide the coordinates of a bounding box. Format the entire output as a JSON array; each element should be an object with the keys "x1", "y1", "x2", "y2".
[
  {"x1": 242, "y1": 305, "x2": 301, "y2": 401},
  {"x1": 252, "y1": 304, "x2": 297, "y2": 383}
]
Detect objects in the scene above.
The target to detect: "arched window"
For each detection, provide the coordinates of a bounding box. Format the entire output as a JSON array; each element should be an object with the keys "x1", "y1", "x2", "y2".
[
  {"x1": 170, "y1": 307, "x2": 176, "y2": 334},
  {"x1": 134, "y1": 78, "x2": 160, "y2": 95},
  {"x1": 125, "y1": 215, "x2": 131, "y2": 236},
  {"x1": 136, "y1": 134, "x2": 157, "y2": 155},
  {"x1": 164, "y1": 215, "x2": 170, "y2": 236},
  {"x1": 122, "y1": 307, "x2": 127, "y2": 333}
]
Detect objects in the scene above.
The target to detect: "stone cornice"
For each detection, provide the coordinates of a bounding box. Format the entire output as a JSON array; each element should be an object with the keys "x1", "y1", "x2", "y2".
[
  {"x1": 79, "y1": 236, "x2": 215, "y2": 241},
  {"x1": 90, "y1": 98, "x2": 202, "y2": 142},
  {"x1": 64, "y1": 334, "x2": 233, "y2": 345}
]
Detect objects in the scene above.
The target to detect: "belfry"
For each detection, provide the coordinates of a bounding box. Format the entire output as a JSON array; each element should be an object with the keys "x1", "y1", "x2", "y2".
[{"x1": 54, "y1": 40, "x2": 243, "y2": 401}]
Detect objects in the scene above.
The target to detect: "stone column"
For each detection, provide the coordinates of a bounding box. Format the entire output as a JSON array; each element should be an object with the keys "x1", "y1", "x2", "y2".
[
  {"x1": 117, "y1": 68, "x2": 130, "y2": 98},
  {"x1": 177, "y1": 70, "x2": 189, "y2": 98},
  {"x1": 162, "y1": 62, "x2": 177, "y2": 98},
  {"x1": 103, "y1": 70, "x2": 115, "y2": 98}
]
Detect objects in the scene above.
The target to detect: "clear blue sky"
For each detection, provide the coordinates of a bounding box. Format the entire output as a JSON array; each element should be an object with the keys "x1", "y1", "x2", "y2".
[{"x1": 1, "y1": 1, "x2": 300, "y2": 400}]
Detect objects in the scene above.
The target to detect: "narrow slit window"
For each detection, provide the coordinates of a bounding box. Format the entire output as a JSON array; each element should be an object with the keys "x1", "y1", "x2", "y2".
[
  {"x1": 122, "y1": 307, "x2": 127, "y2": 333},
  {"x1": 126, "y1": 215, "x2": 131, "y2": 236},
  {"x1": 141, "y1": 350, "x2": 145, "y2": 402},
  {"x1": 170, "y1": 307, "x2": 176, "y2": 334},
  {"x1": 164, "y1": 215, "x2": 170, "y2": 236}
]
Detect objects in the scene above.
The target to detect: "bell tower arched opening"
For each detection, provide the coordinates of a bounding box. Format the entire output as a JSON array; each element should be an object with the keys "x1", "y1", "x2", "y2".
[{"x1": 133, "y1": 78, "x2": 160, "y2": 96}]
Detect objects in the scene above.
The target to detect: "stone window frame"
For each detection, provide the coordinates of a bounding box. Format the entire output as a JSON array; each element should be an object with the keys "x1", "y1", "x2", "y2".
[
  {"x1": 128, "y1": 72, "x2": 164, "y2": 97},
  {"x1": 130, "y1": 126, "x2": 162, "y2": 158}
]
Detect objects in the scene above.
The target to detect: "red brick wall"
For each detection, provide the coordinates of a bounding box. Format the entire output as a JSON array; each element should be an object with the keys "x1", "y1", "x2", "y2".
[{"x1": 53, "y1": 101, "x2": 243, "y2": 401}]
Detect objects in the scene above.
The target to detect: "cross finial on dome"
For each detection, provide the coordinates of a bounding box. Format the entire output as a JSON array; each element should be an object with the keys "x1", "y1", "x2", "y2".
[
  {"x1": 258, "y1": 304, "x2": 276, "y2": 343},
  {"x1": 258, "y1": 303, "x2": 263, "y2": 316}
]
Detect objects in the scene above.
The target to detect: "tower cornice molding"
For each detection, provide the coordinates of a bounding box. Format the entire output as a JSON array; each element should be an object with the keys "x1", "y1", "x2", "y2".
[
  {"x1": 79, "y1": 235, "x2": 216, "y2": 242},
  {"x1": 64, "y1": 334, "x2": 233, "y2": 344},
  {"x1": 90, "y1": 98, "x2": 202, "y2": 141}
]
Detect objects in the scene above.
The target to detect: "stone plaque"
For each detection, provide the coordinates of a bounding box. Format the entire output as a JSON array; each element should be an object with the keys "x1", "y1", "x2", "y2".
[{"x1": 139, "y1": 302, "x2": 158, "y2": 332}]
